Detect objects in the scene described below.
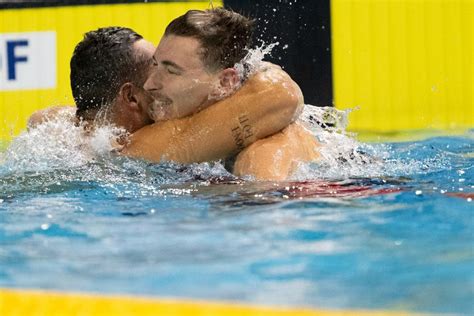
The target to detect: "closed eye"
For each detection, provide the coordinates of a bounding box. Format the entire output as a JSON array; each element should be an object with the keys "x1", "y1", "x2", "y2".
[
  {"x1": 161, "y1": 60, "x2": 184, "y2": 75},
  {"x1": 167, "y1": 67, "x2": 180, "y2": 75}
]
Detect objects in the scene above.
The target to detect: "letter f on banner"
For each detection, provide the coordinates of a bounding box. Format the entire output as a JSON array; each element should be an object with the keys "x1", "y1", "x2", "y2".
[
  {"x1": 7, "y1": 40, "x2": 28, "y2": 80},
  {"x1": 1, "y1": 32, "x2": 56, "y2": 91}
]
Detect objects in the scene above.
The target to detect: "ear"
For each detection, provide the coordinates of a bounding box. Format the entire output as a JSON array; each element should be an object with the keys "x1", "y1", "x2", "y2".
[
  {"x1": 118, "y1": 82, "x2": 140, "y2": 111},
  {"x1": 211, "y1": 68, "x2": 240, "y2": 99}
]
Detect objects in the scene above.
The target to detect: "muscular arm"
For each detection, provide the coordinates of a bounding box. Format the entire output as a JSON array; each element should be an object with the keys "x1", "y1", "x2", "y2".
[{"x1": 120, "y1": 67, "x2": 303, "y2": 163}]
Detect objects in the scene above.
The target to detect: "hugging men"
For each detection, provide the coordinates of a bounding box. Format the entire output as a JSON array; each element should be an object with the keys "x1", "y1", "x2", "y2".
[{"x1": 30, "y1": 8, "x2": 319, "y2": 180}]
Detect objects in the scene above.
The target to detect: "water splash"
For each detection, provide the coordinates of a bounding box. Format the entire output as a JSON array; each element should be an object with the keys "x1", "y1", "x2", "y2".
[
  {"x1": 1, "y1": 117, "x2": 124, "y2": 175},
  {"x1": 0, "y1": 115, "x2": 237, "y2": 198},
  {"x1": 291, "y1": 105, "x2": 450, "y2": 180},
  {"x1": 234, "y1": 42, "x2": 279, "y2": 80},
  {"x1": 0, "y1": 105, "x2": 451, "y2": 186},
  {"x1": 204, "y1": 42, "x2": 279, "y2": 103}
]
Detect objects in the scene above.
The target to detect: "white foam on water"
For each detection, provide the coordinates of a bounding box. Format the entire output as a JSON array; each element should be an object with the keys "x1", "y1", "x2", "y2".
[
  {"x1": 0, "y1": 105, "x2": 450, "y2": 190},
  {"x1": 287, "y1": 105, "x2": 379, "y2": 179},
  {"x1": 0, "y1": 115, "x2": 236, "y2": 198},
  {"x1": 1, "y1": 116, "x2": 125, "y2": 174},
  {"x1": 290, "y1": 105, "x2": 449, "y2": 180},
  {"x1": 0, "y1": 104, "x2": 445, "y2": 185}
]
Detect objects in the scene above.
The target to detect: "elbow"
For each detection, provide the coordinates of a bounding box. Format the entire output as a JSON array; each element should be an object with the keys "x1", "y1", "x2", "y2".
[
  {"x1": 285, "y1": 79, "x2": 304, "y2": 122},
  {"x1": 259, "y1": 64, "x2": 304, "y2": 124},
  {"x1": 273, "y1": 77, "x2": 304, "y2": 127}
]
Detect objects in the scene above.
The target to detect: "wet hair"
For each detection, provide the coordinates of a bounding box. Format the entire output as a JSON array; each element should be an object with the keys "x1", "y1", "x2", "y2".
[
  {"x1": 70, "y1": 27, "x2": 150, "y2": 119},
  {"x1": 164, "y1": 8, "x2": 254, "y2": 71}
]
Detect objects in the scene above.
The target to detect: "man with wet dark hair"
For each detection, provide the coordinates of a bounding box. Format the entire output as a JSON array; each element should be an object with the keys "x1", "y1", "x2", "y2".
[
  {"x1": 71, "y1": 27, "x2": 150, "y2": 122},
  {"x1": 70, "y1": 27, "x2": 155, "y2": 131},
  {"x1": 29, "y1": 26, "x2": 155, "y2": 133}
]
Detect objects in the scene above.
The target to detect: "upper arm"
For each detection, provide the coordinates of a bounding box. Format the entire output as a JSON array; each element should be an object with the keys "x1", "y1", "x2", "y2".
[
  {"x1": 233, "y1": 123, "x2": 321, "y2": 181},
  {"x1": 233, "y1": 134, "x2": 293, "y2": 181}
]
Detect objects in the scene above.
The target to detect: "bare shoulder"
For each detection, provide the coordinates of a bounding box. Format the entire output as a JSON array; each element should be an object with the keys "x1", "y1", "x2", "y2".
[{"x1": 27, "y1": 106, "x2": 76, "y2": 129}]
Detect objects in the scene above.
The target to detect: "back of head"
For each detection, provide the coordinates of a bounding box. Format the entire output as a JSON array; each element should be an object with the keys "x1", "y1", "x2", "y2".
[
  {"x1": 164, "y1": 8, "x2": 254, "y2": 72},
  {"x1": 70, "y1": 27, "x2": 148, "y2": 119}
]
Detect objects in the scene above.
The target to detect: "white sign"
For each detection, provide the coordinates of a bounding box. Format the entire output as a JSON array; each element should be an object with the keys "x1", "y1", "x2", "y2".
[{"x1": 0, "y1": 31, "x2": 56, "y2": 91}]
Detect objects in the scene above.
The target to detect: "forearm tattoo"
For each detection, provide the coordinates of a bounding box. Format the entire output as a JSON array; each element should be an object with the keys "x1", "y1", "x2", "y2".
[{"x1": 231, "y1": 114, "x2": 254, "y2": 150}]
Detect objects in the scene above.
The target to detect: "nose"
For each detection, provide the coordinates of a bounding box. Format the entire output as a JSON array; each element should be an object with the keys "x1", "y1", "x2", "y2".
[{"x1": 144, "y1": 71, "x2": 162, "y2": 92}]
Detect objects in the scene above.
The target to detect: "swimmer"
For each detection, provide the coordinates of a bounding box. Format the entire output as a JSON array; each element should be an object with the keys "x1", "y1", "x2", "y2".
[
  {"x1": 28, "y1": 27, "x2": 155, "y2": 133},
  {"x1": 124, "y1": 8, "x2": 321, "y2": 180},
  {"x1": 28, "y1": 25, "x2": 300, "y2": 164}
]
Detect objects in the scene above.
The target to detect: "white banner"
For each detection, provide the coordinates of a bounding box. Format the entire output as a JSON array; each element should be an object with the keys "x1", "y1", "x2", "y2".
[{"x1": 0, "y1": 31, "x2": 56, "y2": 91}]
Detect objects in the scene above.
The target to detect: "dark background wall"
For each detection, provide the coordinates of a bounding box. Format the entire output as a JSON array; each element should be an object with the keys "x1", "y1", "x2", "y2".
[{"x1": 224, "y1": 0, "x2": 332, "y2": 107}]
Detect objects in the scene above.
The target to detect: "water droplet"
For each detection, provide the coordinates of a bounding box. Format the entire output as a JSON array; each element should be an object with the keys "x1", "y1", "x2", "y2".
[
  {"x1": 150, "y1": 209, "x2": 156, "y2": 214},
  {"x1": 467, "y1": 198, "x2": 472, "y2": 202},
  {"x1": 41, "y1": 224, "x2": 50, "y2": 230},
  {"x1": 415, "y1": 190, "x2": 423, "y2": 195}
]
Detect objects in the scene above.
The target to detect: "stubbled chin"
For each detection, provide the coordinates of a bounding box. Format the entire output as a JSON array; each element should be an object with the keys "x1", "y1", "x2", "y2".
[{"x1": 149, "y1": 100, "x2": 172, "y2": 122}]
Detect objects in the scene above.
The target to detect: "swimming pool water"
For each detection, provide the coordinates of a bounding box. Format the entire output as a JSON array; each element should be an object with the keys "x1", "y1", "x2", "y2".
[{"x1": 0, "y1": 131, "x2": 473, "y2": 314}]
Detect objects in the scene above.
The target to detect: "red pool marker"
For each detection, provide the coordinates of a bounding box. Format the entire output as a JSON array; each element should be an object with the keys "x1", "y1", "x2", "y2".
[{"x1": 446, "y1": 192, "x2": 474, "y2": 199}]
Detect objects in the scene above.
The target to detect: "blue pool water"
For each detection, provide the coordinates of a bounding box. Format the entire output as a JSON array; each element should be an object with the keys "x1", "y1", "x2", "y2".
[{"x1": 0, "y1": 130, "x2": 473, "y2": 314}]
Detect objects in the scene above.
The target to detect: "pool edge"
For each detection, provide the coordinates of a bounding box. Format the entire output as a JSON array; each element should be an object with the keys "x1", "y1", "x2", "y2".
[{"x1": 0, "y1": 288, "x2": 419, "y2": 316}]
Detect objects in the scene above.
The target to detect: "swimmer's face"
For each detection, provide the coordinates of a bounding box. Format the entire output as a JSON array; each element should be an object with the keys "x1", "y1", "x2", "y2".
[{"x1": 144, "y1": 35, "x2": 220, "y2": 121}]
